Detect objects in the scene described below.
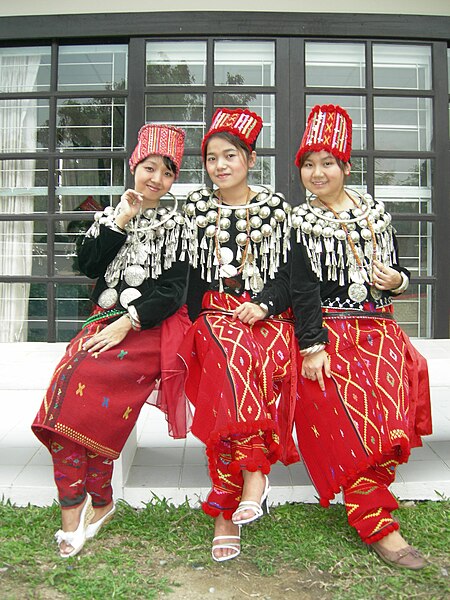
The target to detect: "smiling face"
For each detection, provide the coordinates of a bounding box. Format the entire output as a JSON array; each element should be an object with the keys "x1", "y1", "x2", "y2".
[
  {"x1": 133, "y1": 155, "x2": 176, "y2": 207},
  {"x1": 300, "y1": 150, "x2": 351, "y2": 204},
  {"x1": 205, "y1": 134, "x2": 256, "y2": 199}
]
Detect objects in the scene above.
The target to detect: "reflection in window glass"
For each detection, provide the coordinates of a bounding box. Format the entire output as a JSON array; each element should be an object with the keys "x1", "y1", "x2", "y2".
[
  {"x1": 375, "y1": 158, "x2": 433, "y2": 213},
  {"x1": 392, "y1": 284, "x2": 432, "y2": 338},
  {"x1": 305, "y1": 95, "x2": 366, "y2": 150},
  {"x1": 55, "y1": 283, "x2": 93, "y2": 342},
  {"x1": 373, "y1": 44, "x2": 431, "y2": 90},
  {"x1": 305, "y1": 42, "x2": 365, "y2": 88},
  {"x1": 346, "y1": 157, "x2": 367, "y2": 190},
  {"x1": 0, "y1": 100, "x2": 49, "y2": 151},
  {"x1": 176, "y1": 155, "x2": 204, "y2": 186},
  {"x1": 54, "y1": 221, "x2": 92, "y2": 277},
  {"x1": 145, "y1": 93, "x2": 205, "y2": 148},
  {"x1": 0, "y1": 282, "x2": 34, "y2": 342},
  {"x1": 146, "y1": 42, "x2": 206, "y2": 85},
  {"x1": 213, "y1": 94, "x2": 275, "y2": 148},
  {"x1": 249, "y1": 157, "x2": 275, "y2": 189},
  {"x1": 0, "y1": 46, "x2": 51, "y2": 92},
  {"x1": 0, "y1": 160, "x2": 48, "y2": 214},
  {"x1": 58, "y1": 45, "x2": 128, "y2": 91},
  {"x1": 214, "y1": 41, "x2": 275, "y2": 86},
  {"x1": 56, "y1": 98, "x2": 126, "y2": 151},
  {"x1": 374, "y1": 97, "x2": 432, "y2": 151},
  {"x1": 394, "y1": 220, "x2": 432, "y2": 278}
]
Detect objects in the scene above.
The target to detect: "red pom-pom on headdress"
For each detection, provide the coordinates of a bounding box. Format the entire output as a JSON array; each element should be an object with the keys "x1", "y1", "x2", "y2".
[
  {"x1": 201, "y1": 107, "x2": 263, "y2": 159},
  {"x1": 295, "y1": 104, "x2": 352, "y2": 166}
]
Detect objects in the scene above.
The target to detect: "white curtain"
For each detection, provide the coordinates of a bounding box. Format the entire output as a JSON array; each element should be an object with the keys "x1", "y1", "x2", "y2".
[{"x1": 0, "y1": 54, "x2": 40, "y2": 341}]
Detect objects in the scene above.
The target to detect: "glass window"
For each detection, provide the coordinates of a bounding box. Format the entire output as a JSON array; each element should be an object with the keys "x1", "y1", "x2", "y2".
[
  {"x1": 373, "y1": 44, "x2": 432, "y2": 90},
  {"x1": 55, "y1": 283, "x2": 94, "y2": 342},
  {"x1": 146, "y1": 41, "x2": 207, "y2": 86},
  {"x1": 1, "y1": 281, "x2": 35, "y2": 342},
  {"x1": 375, "y1": 158, "x2": 433, "y2": 213},
  {"x1": 145, "y1": 93, "x2": 205, "y2": 148},
  {"x1": 305, "y1": 95, "x2": 366, "y2": 150},
  {"x1": 213, "y1": 94, "x2": 275, "y2": 148},
  {"x1": 56, "y1": 98, "x2": 126, "y2": 151},
  {"x1": 374, "y1": 97, "x2": 432, "y2": 151},
  {"x1": 0, "y1": 160, "x2": 48, "y2": 214},
  {"x1": 393, "y1": 284, "x2": 432, "y2": 338},
  {"x1": 0, "y1": 100, "x2": 49, "y2": 152},
  {"x1": 346, "y1": 157, "x2": 367, "y2": 190},
  {"x1": 394, "y1": 220, "x2": 433, "y2": 278},
  {"x1": 305, "y1": 42, "x2": 365, "y2": 88},
  {"x1": 58, "y1": 45, "x2": 128, "y2": 91},
  {"x1": 214, "y1": 41, "x2": 275, "y2": 86},
  {"x1": 448, "y1": 48, "x2": 450, "y2": 93},
  {"x1": 249, "y1": 156, "x2": 275, "y2": 189},
  {"x1": 0, "y1": 46, "x2": 51, "y2": 92}
]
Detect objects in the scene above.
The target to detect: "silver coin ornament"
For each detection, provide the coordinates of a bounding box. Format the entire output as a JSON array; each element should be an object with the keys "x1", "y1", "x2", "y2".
[
  {"x1": 98, "y1": 288, "x2": 119, "y2": 309},
  {"x1": 348, "y1": 282, "x2": 368, "y2": 302},
  {"x1": 250, "y1": 274, "x2": 265, "y2": 293},
  {"x1": 119, "y1": 288, "x2": 142, "y2": 308},
  {"x1": 236, "y1": 219, "x2": 248, "y2": 232},
  {"x1": 124, "y1": 265, "x2": 146, "y2": 287},
  {"x1": 220, "y1": 264, "x2": 238, "y2": 278},
  {"x1": 219, "y1": 247, "x2": 234, "y2": 265},
  {"x1": 370, "y1": 286, "x2": 383, "y2": 300}
]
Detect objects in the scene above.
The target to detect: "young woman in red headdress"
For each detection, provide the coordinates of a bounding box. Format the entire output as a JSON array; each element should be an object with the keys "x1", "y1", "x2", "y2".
[
  {"x1": 289, "y1": 105, "x2": 431, "y2": 570},
  {"x1": 178, "y1": 108, "x2": 299, "y2": 562},
  {"x1": 32, "y1": 124, "x2": 192, "y2": 559}
]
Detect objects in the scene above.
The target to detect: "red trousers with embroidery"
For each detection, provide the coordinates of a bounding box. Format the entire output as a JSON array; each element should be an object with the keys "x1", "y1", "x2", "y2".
[
  {"x1": 49, "y1": 432, "x2": 113, "y2": 508},
  {"x1": 343, "y1": 453, "x2": 400, "y2": 543}
]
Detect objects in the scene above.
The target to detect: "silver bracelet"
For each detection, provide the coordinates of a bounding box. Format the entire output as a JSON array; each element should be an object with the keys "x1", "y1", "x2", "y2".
[
  {"x1": 299, "y1": 343, "x2": 326, "y2": 357},
  {"x1": 391, "y1": 271, "x2": 409, "y2": 295},
  {"x1": 127, "y1": 306, "x2": 141, "y2": 331},
  {"x1": 258, "y1": 302, "x2": 269, "y2": 316},
  {"x1": 108, "y1": 221, "x2": 126, "y2": 235}
]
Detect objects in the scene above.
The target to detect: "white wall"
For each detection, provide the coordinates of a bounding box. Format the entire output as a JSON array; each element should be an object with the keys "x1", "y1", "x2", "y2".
[{"x1": 2, "y1": 0, "x2": 450, "y2": 17}]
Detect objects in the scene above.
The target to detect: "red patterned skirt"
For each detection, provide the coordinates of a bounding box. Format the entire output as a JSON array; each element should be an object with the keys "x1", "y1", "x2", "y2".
[
  {"x1": 32, "y1": 306, "x2": 192, "y2": 459},
  {"x1": 178, "y1": 291, "x2": 299, "y2": 482},
  {"x1": 295, "y1": 307, "x2": 432, "y2": 506}
]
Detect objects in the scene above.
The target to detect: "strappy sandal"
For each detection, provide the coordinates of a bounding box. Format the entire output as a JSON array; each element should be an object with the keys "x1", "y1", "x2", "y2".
[
  {"x1": 55, "y1": 493, "x2": 95, "y2": 558},
  {"x1": 232, "y1": 475, "x2": 271, "y2": 526},
  {"x1": 211, "y1": 533, "x2": 241, "y2": 562},
  {"x1": 85, "y1": 503, "x2": 116, "y2": 539}
]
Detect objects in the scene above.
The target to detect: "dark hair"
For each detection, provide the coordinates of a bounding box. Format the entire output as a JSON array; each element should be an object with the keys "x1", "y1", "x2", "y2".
[
  {"x1": 136, "y1": 155, "x2": 178, "y2": 176},
  {"x1": 202, "y1": 131, "x2": 252, "y2": 163},
  {"x1": 298, "y1": 150, "x2": 349, "y2": 172}
]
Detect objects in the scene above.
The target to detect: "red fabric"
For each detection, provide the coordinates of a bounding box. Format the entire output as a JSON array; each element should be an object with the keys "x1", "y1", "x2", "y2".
[
  {"x1": 32, "y1": 306, "x2": 191, "y2": 459},
  {"x1": 50, "y1": 432, "x2": 113, "y2": 508},
  {"x1": 295, "y1": 307, "x2": 432, "y2": 506},
  {"x1": 178, "y1": 291, "x2": 298, "y2": 517}
]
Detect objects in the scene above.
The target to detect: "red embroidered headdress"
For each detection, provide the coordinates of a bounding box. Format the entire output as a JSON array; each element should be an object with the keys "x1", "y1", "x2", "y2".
[
  {"x1": 295, "y1": 104, "x2": 352, "y2": 166},
  {"x1": 129, "y1": 124, "x2": 185, "y2": 177},
  {"x1": 201, "y1": 107, "x2": 263, "y2": 157}
]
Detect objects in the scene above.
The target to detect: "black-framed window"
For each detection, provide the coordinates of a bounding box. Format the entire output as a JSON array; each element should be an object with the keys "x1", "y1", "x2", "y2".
[{"x1": 0, "y1": 30, "x2": 449, "y2": 341}]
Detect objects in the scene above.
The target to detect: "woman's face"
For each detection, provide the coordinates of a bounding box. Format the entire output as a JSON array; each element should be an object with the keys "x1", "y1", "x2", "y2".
[
  {"x1": 205, "y1": 136, "x2": 255, "y2": 192},
  {"x1": 300, "y1": 150, "x2": 350, "y2": 201},
  {"x1": 134, "y1": 155, "x2": 175, "y2": 205}
]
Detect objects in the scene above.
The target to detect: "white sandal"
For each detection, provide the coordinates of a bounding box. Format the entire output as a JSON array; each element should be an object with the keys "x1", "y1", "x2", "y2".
[
  {"x1": 232, "y1": 475, "x2": 271, "y2": 526},
  {"x1": 55, "y1": 493, "x2": 95, "y2": 558},
  {"x1": 211, "y1": 533, "x2": 241, "y2": 562},
  {"x1": 86, "y1": 503, "x2": 116, "y2": 539}
]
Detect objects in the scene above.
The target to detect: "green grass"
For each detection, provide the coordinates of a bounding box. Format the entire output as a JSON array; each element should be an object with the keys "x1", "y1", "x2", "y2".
[{"x1": 0, "y1": 497, "x2": 449, "y2": 599}]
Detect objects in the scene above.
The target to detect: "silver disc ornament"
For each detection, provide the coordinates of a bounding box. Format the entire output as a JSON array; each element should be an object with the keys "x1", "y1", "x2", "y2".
[
  {"x1": 348, "y1": 282, "x2": 368, "y2": 302},
  {"x1": 370, "y1": 286, "x2": 383, "y2": 300},
  {"x1": 97, "y1": 288, "x2": 119, "y2": 309},
  {"x1": 124, "y1": 265, "x2": 146, "y2": 287},
  {"x1": 119, "y1": 288, "x2": 142, "y2": 308}
]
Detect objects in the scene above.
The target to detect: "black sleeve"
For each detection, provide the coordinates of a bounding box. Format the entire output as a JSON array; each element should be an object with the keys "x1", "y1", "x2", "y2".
[
  {"x1": 78, "y1": 224, "x2": 127, "y2": 279},
  {"x1": 185, "y1": 267, "x2": 209, "y2": 322},
  {"x1": 255, "y1": 258, "x2": 291, "y2": 316},
  {"x1": 289, "y1": 232, "x2": 329, "y2": 350},
  {"x1": 129, "y1": 259, "x2": 189, "y2": 330}
]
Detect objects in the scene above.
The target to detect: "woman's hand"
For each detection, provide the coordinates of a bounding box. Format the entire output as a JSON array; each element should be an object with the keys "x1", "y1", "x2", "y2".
[
  {"x1": 372, "y1": 259, "x2": 402, "y2": 291},
  {"x1": 83, "y1": 315, "x2": 132, "y2": 354},
  {"x1": 301, "y1": 349, "x2": 331, "y2": 392},
  {"x1": 233, "y1": 302, "x2": 268, "y2": 325},
  {"x1": 115, "y1": 189, "x2": 144, "y2": 229}
]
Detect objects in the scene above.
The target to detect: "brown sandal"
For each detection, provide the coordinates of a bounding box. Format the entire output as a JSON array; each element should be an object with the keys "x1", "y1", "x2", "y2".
[{"x1": 371, "y1": 542, "x2": 427, "y2": 570}]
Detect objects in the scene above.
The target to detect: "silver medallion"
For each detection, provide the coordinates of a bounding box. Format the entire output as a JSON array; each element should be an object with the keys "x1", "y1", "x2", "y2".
[
  {"x1": 119, "y1": 287, "x2": 142, "y2": 308},
  {"x1": 220, "y1": 264, "x2": 238, "y2": 278},
  {"x1": 219, "y1": 247, "x2": 234, "y2": 265},
  {"x1": 124, "y1": 265, "x2": 146, "y2": 287},
  {"x1": 250, "y1": 274, "x2": 264, "y2": 293},
  {"x1": 98, "y1": 288, "x2": 118, "y2": 309},
  {"x1": 370, "y1": 286, "x2": 382, "y2": 300},
  {"x1": 348, "y1": 283, "x2": 368, "y2": 303}
]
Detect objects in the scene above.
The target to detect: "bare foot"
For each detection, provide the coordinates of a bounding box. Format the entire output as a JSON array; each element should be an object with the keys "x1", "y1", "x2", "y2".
[
  {"x1": 90, "y1": 501, "x2": 114, "y2": 525},
  {"x1": 374, "y1": 530, "x2": 411, "y2": 552},
  {"x1": 232, "y1": 470, "x2": 268, "y2": 524},
  {"x1": 212, "y1": 513, "x2": 241, "y2": 561}
]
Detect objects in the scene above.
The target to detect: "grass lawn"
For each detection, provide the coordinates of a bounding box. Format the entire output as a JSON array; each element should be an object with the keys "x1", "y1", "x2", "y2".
[{"x1": 0, "y1": 497, "x2": 449, "y2": 599}]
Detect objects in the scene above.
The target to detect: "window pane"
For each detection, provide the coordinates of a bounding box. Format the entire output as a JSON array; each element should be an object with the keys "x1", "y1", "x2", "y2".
[
  {"x1": 58, "y1": 44, "x2": 128, "y2": 91},
  {"x1": 146, "y1": 41, "x2": 206, "y2": 86},
  {"x1": 249, "y1": 156, "x2": 275, "y2": 189},
  {"x1": 213, "y1": 94, "x2": 275, "y2": 148},
  {"x1": 0, "y1": 100, "x2": 49, "y2": 151},
  {"x1": 55, "y1": 158, "x2": 125, "y2": 212},
  {"x1": 0, "y1": 220, "x2": 42, "y2": 275},
  {"x1": 214, "y1": 41, "x2": 275, "y2": 86},
  {"x1": 375, "y1": 158, "x2": 433, "y2": 213},
  {"x1": 56, "y1": 283, "x2": 94, "y2": 342},
  {"x1": 374, "y1": 97, "x2": 432, "y2": 151},
  {"x1": 392, "y1": 284, "x2": 432, "y2": 338},
  {"x1": 55, "y1": 220, "x2": 93, "y2": 276},
  {"x1": 56, "y1": 98, "x2": 126, "y2": 151},
  {"x1": 0, "y1": 160, "x2": 48, "y2": 214},
  {"x1": 176, "y1": 155, "x2": 204, "y2": 186},
  {"x1": 0, "y1": 282, "x2": 35, "y2": 342},
  {"x1": 0, "y1": 46, "x2": 51, "y2": 92},
  {"x1": 448, "y1": 48, "x2": 450, "y2": 93},
  {"x1": 394, "y1": 220, "x2": 432, "y2": 278},
  {"x1": 145, "y1": 93, "x2": 205, "y2": 148},
  {"x1": 305, "y1": 95, "x2": 366, "y2": 150},
  {"x1": 373, "y1": 44, "x2": 432, "y2": 90},
  {"x1": 305, "y1": 42, "x2": 365, "y2": 88},
  {"x1": 346, "y1": 157, "x2": 367, "y2": 189}
]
